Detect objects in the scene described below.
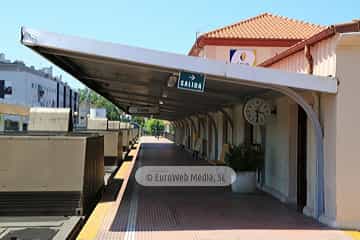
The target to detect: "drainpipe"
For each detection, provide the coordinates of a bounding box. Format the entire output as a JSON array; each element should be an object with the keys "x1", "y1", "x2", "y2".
[
  {"x1": 305, "y1": 44, "x2": 314, "y2": 74},
  {"x1": 305, "y1": 44, "x2": 325, "y2": 219}
]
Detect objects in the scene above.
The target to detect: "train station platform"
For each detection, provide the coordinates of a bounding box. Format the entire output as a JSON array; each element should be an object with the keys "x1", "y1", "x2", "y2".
[{"x1": 78, "y1": 136, "x2": 353, "y2": 240}]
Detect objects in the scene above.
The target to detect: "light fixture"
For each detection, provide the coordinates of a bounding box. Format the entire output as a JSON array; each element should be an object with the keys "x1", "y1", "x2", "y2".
[
  {"x1": 162, "y1": 90, "x2": 168, "y2": 98},
  {"x1": 167, "y1": 74, "x2": 178, "y2": 87},
  {"x1": 159, "y1": 100, "x2": 164, "y2": 105}
]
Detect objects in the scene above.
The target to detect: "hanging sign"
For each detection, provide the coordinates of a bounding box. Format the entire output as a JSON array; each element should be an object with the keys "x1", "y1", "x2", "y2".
[
  {"x1": 177, "y1": 71, "x2": 206, "y2": 93},
  {"x1": 128, "y1": 106, "x2": 160, "y2": 114}
]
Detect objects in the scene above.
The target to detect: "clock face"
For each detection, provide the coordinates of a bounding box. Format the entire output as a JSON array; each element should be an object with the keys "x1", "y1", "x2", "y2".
[{"x1": 243, "y1": 98, "x2": 271, "y2": 126}]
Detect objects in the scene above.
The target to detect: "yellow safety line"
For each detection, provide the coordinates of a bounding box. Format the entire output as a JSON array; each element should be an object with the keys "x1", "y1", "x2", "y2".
[
  {"x1": 77, "y1": 144, "x2": 140, "y2": 240},
  {"x1": 114, "y1": 162, "x2": 132, "y2": 180},
  {"x1": 127, "y1": 149, "x2": 137, "y2": 158},
  {"x1": 76, "y1": 201, "x2": 111, "y2": 240},
  {"x1": 345, "y1": 231, "x2": 360, "y2": 240}
]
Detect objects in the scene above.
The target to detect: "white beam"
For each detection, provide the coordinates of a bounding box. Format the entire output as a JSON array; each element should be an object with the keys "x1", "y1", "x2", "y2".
[{"x1": 21, "y1": 27, "x2": 338, "y2": 94}]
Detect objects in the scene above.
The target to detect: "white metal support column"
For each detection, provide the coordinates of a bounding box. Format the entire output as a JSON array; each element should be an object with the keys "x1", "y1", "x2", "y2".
[
  {"x1": 220, "y1": 109, "x2": 234, "y2": 145},
  {"x1": 275, "y1": 86, "x2": 324, "y2": 219},
  {"x1": 206, "y1": 113, "x2": 218, "y2": 160}
]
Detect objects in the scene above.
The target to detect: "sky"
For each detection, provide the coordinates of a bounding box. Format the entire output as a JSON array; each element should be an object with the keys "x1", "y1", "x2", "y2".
[{"x1": 1, "y1": 0, "x2": 359, "y2": 90}]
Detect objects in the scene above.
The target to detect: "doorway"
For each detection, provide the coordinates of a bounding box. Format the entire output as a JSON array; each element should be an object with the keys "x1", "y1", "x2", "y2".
[{"x1": 297, "y1": 106, "x2": 307, "y2": 212}]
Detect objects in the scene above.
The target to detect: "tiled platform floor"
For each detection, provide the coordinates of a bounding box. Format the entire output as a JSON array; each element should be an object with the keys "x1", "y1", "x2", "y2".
[{"x1": 94, "y1": 136, "x2": 353, "y2": 240}]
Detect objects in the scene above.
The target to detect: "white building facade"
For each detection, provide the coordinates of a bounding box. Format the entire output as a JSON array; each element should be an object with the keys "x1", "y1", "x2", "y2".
[{"x1": 0, "y1": 54, "x2": 79, "y2": 131}]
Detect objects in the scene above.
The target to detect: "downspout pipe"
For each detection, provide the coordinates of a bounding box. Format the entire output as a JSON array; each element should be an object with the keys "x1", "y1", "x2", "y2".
[
  {"x1": 305, "y1": 44, "x2": 314, "y2": 74},
  {"x1": 305, "y1": 44, "x2": 325, "y2": 219}
]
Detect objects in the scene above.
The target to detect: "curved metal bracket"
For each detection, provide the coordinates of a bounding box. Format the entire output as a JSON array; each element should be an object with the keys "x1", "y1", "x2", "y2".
[
  {"x1": 275, "y1": 86, "x2": 324, "y2": 219},
  {"x1": 220, "y1": 109, "x2": 234, "y2": 144},
  {"x1": 196, "y1": 115, "x2": 206, "y2": 138},
  {"x1": 206, "y1": 113, "x2": 218, "y2": 160},
  {"x1": 188, "y1": 117, "x2": 197, "y2": 136},
  {"x1": 220, "y1": 109, "x2": 234, "y2": 129}
]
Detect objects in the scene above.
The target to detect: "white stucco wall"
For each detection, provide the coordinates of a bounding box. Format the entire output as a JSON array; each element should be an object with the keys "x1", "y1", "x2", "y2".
[
  {"x1": 264, "y1": 97, "x2": 291, "y2": 199},
  {"x1": 203, "y1": 45, "x2": 287, "y2": 65},
  {"x1": 333, "y1": 41, "x2": 360, "y2": 229}
]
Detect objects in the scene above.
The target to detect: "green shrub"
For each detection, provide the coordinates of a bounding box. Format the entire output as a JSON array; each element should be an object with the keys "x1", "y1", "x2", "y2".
[{"x1": 225, "y1": 144, "x2": 264, "y2": 172}]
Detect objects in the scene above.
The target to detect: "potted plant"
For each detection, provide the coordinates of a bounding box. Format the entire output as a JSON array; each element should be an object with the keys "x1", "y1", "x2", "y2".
[{"x1": 225, "y1": 144, "x2": 263, "y2": 193}]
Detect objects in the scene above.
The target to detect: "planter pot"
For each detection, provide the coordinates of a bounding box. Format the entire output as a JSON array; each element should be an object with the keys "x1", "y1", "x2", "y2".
[{"x1": 231, "y1": 171, "x2": 257, "y2": 193}]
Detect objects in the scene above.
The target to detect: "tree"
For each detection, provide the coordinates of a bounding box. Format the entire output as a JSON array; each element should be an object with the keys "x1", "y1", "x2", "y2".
[
  {"x1": 78, "y1": 88, "x2": 122, "y2": 120},
  {"x1": 144, "y1": 118, "x2": 165, "y2": 135},
  {"x1": 132, "y1": 116, "x2": 145, "y2": 128}
]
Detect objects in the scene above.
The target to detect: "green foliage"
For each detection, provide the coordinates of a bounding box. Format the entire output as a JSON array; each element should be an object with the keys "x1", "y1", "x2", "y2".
[
  {"x1": 78, "y1": 88, "x2": 122, "y2": 121},
  {"x1": 225, "y1": 144, "x2": 264, "y2": 172},
  {"x1": 144, "y1": 118, "x2": 165, "y2": 135},
  {"x1": 132, "y1": 116, "x2": 145, "y2": 128}
]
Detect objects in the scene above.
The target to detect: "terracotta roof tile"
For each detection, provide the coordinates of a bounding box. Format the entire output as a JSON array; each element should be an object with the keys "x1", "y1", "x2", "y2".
[{"x1": 202, "y1": 13, "x2": 326, "y2": 40}]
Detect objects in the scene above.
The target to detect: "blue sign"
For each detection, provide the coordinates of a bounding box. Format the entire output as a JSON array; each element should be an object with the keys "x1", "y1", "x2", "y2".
[{"x1": 177, "y1": 71, "x2": 206, "y2": 92}]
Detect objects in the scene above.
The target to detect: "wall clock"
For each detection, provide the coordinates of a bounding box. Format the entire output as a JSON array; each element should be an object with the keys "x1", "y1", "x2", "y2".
[{"x1": 243, "y1": 98, "x2": 271, "y2": 126}]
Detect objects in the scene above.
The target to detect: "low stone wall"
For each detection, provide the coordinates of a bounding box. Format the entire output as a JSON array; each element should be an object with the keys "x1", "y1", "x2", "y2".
[{"x1": 0, "y1": 133, "x2": 104, "y2": 216}]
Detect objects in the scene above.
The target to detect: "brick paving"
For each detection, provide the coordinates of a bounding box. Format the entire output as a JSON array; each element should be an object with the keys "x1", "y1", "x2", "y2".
[{"x1": 95, "y1": 136, "x2": 352, "y2": 240}]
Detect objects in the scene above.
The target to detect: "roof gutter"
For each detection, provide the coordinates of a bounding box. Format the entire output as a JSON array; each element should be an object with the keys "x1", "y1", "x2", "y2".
[
  {"x1": 336, "y1": 31, "x2": 360, "y2": 47},
  {"x1": 259, "y1": 20, "x2": 360, "y2": 67},
  {"x1": 188, "y1": 36, "x2": 302, "y2": 56}
]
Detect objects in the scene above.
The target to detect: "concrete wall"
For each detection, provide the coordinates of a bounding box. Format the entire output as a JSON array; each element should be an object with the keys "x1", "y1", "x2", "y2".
[
  {"x1": 0, "y1": 135, "x2": 103, "y2": 192},
  {"x1": 28, "y1": 108, "x2": 71, "y2": 132}
]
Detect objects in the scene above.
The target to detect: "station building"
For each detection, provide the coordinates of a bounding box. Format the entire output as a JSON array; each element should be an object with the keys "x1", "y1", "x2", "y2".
[
  {"x1": 20, "y1": 13, "x2": 360, "y2": 230},
  {"x1": 185, "y1": 13, "x2": 360, "y2": 228},
  {"x1": 0, "y1": 54, "x2": 79, "y2": 130}
]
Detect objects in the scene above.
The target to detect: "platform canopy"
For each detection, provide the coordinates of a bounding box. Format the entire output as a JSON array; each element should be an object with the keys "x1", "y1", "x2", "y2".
[{"x1": 21, "y1": 27, "x2": 337, "y2": 120}]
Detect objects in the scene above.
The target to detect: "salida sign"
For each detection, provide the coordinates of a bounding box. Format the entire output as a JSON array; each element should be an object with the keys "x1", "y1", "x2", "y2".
[{"x1": 177, "y1": 71, "x2": 205, "y2": 93}]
